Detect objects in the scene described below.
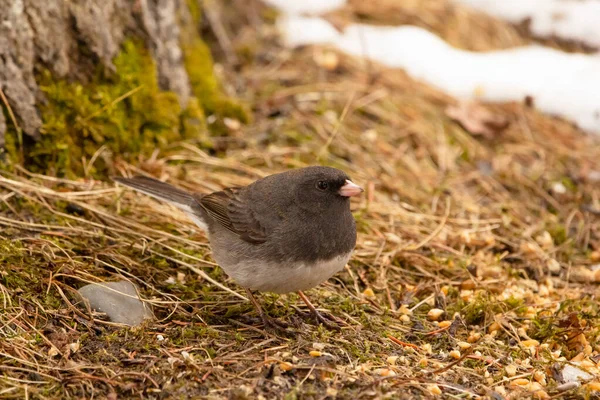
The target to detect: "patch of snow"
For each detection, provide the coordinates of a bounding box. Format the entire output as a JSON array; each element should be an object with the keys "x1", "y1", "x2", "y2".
[
  {"x1": 276, "y1": 14, "x2": 600, "y2": 133},
  {"x1": 454, "y1": 0, "x2": 600, "y2": 49}
]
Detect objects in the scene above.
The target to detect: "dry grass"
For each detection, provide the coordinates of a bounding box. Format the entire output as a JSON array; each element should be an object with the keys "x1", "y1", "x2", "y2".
[{"x1": 2, "y1": 1, "x2": 600, "y2": 399}]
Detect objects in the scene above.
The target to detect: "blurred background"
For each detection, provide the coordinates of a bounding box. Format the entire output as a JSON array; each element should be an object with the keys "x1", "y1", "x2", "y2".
[{"x1": 1, "y1": 0, "x2": 600, "y2": 399}]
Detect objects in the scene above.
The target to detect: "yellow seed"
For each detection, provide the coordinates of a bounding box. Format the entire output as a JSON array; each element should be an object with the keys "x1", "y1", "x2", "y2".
[
  {"x1": 520, "y1": 241, "x2": 538, "y2": 255},
  {"x1": 570, "y1": 352, "x2": 585, "y2": 362},
  {"x1": 511, "y1": 378, "x2": 531, "y2": 386},
  {"x1": 529, "y1": 382, "x2": 543, "y2": 391},
  {"x1": 461, "y1": 280, "x2": 476, "y2": 290},
  {"x1": 427, "y1": 308, "x2": 444, "y2": 321},
  {"x1": 438, "y1": 320, "x2": 452, "y2": 328},
  {"x1": 586, "y1": 382, "x2": 600, "y2": 391},
  {"x1": 309, "y1": 351, "x2": 322, "y2": 357},
  {"x1": 580, "y1": 359, "x2": 595, "y2": 368},
  {"x1": 386, "y1": 356, "x2": 399, "y2": 365},
  {"x1": 441, "y1": 286, "x2": 449, "y2": 296},
  {"x1": 551, "y1": 350, "x2": 562, "y2": 359},
  {"x1": 400, "y1": 314, "x2": 411, "y2": 324},
  {"x1": 399, "y1": 305, "x2": 412, "y2": 315},
  {"x1": 223, "y1": 118, "x2": 241, "y2": 131},
  {"x1": 279, "y1": 362, "x2": 294, "y2": 371},
  {"x1": 428, "y1": 384, "x2": 442, "y2": 395},
  {"x1": 488, "y1": 322, "x2": 501, "y2": 333},
  {"x1": 521, "y1": 339, "x2": 540, "y2": 348},
  {"x1": 449, "y1": 350, "x2": 461, "y2": 359},
  {"x1": 535, "y1": 231, "x2": 553, "y2": 249},
  {"x1": 422, "y1": 343, "x2": 432, "y2": 354},
  {"x1": 533, "y1": 371, "x2": 547, "y2": 386},
  {"x1": 546, "y1": 259, "x2": 561, "y2": 273},
  {"x1": 313, "y1": 50, "x2": 339, "y2": 71},
  {"x1": 48, "y1": 346, "x2": 59, "y2": 357},
  {"x1": 363, "y1": 288, "x2": 375, "y2": 298},
  {"x1": 505, "y1": 364, "x2": 517, "y2": 377},
  {"x1": 374, "y1": 368, "x2": 397, "y2": 377},
  {"x1": 419, "y1": 358, "x2": 428, "y2": 367},
  {"x1": 590, "y1": 251, "x2": 600, "y2": 262},
  {"x1": 534, "y1": 390, "x2": 550, "y2": 399},
  {"x1": 460, "y1": 290, "x2": 473, "y2": 301},
  {"x1": 457, "y1": 341, "x2": 471, "y2": 350},
  {"x1": 467, "y1": 332, "x2": 481, "y2": 343}
]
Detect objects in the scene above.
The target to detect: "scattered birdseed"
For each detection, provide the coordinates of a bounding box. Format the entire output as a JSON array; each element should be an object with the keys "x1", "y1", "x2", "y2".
[
  {"x1": 279, "y1": 362, "x2": 294, "y2": 372},
  {"x1": 427, "y1": 308, "x2": 444, "y2": 321}
]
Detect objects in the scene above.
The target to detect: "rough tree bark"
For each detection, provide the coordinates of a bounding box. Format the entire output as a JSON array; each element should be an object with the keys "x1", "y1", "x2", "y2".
[{"x1": 0, "y1": 0, "x2": 207, "y2": 158}]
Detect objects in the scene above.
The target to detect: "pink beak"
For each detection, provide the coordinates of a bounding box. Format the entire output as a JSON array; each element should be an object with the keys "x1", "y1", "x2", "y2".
[{"x1": 339, "y1": 179, "x2": 364, "y2": 197}]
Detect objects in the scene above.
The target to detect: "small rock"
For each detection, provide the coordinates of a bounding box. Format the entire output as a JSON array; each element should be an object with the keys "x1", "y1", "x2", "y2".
[
  {"x1": 78, "y1": 281, "x2": 153, "y2": 326},
  {"x1": 561, "y1": 364, "x2": 593, "y2": 383}
]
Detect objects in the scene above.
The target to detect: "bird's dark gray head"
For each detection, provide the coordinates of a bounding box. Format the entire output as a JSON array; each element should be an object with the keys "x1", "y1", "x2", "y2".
[{"x1": 289, "y1": 166, "x2": 363, "y2": 211}]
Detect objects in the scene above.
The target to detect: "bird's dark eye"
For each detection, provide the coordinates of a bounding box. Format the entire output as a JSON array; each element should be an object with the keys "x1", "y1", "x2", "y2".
[{"x1": 316, "y1": 181, "x2": 329, "y2": 190}]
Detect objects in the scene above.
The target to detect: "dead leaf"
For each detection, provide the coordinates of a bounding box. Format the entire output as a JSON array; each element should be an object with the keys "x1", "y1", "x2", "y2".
[{"x1": 446, "y1": 101, "x2": 509, "y2": 139}]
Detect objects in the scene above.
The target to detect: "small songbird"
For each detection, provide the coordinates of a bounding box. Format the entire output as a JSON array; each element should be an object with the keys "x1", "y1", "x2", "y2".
[{"x1": 113, "y1": 166, "x2": 363, "y2": 329}]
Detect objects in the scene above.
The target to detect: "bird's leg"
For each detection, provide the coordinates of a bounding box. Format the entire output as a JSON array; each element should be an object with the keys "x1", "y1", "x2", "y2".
[
  {"x1": 297, "y1": 290, "x2": 343, "y2": 330},
  {"x1": 244, "y1": 288, "x2": 289, "y2": 330}
]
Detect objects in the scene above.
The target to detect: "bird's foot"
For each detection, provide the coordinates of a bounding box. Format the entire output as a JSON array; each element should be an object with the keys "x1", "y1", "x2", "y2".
[
  {"x1": 258, "y1": 311, "x2": 291, "y2": 332},
  {"x1": 293, "y1": 306, "x2": 343, "y2": 330},
  {"x1": 244, "y1": 288, "x2": 292, "y2": 333},
  {"x1": 295, "y1": 290, "x2": 345, "y2": 330}
]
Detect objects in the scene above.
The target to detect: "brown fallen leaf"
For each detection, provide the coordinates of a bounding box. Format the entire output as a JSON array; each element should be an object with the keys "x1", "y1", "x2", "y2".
[{"x1": 445, "y1": 101, "x2": 509, "y2": 139}]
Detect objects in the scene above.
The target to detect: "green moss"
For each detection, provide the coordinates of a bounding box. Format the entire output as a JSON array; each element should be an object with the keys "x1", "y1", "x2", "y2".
[
  {"x1": 182, "y1": 37, "x2": 250, "y2": 127},
  {"x1": 32, "y1": 40, "x2": 188, "y2": 176},
  {"x1": 3, "y1": 29, "x2": 245, "y2": 176},
  {"x1": 186, "y1": 0, "x2": 201, "y2": 25},
  {"x1": 0, "y1": 107, "x2": 20, "y2": 168}
]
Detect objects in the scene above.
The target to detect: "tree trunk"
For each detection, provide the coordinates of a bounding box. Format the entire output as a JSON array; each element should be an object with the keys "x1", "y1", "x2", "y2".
[{"x1": 0, "y1": 0, "x2": 244, "y2": 173}]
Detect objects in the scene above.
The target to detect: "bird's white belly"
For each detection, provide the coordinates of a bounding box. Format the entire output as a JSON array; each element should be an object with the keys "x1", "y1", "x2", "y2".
[{"x1": 221, "y1": 251, "x2": 352, "y2": 294}]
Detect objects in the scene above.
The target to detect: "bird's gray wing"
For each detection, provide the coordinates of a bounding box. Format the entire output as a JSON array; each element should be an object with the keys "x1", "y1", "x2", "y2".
[{"x1": 199, "y1": 187, "x2": 269, "y2": 244}]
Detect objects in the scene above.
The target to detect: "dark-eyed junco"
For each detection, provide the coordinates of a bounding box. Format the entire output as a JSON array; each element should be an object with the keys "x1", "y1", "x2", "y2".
[{"x1": 113, "y1": 166, "x2": 363, "y2": 329}]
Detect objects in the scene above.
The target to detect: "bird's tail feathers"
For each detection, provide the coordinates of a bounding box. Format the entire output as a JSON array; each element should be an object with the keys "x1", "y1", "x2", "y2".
[{"x1": 113, "y1": 176, "x2": 196, "y2": 211}]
